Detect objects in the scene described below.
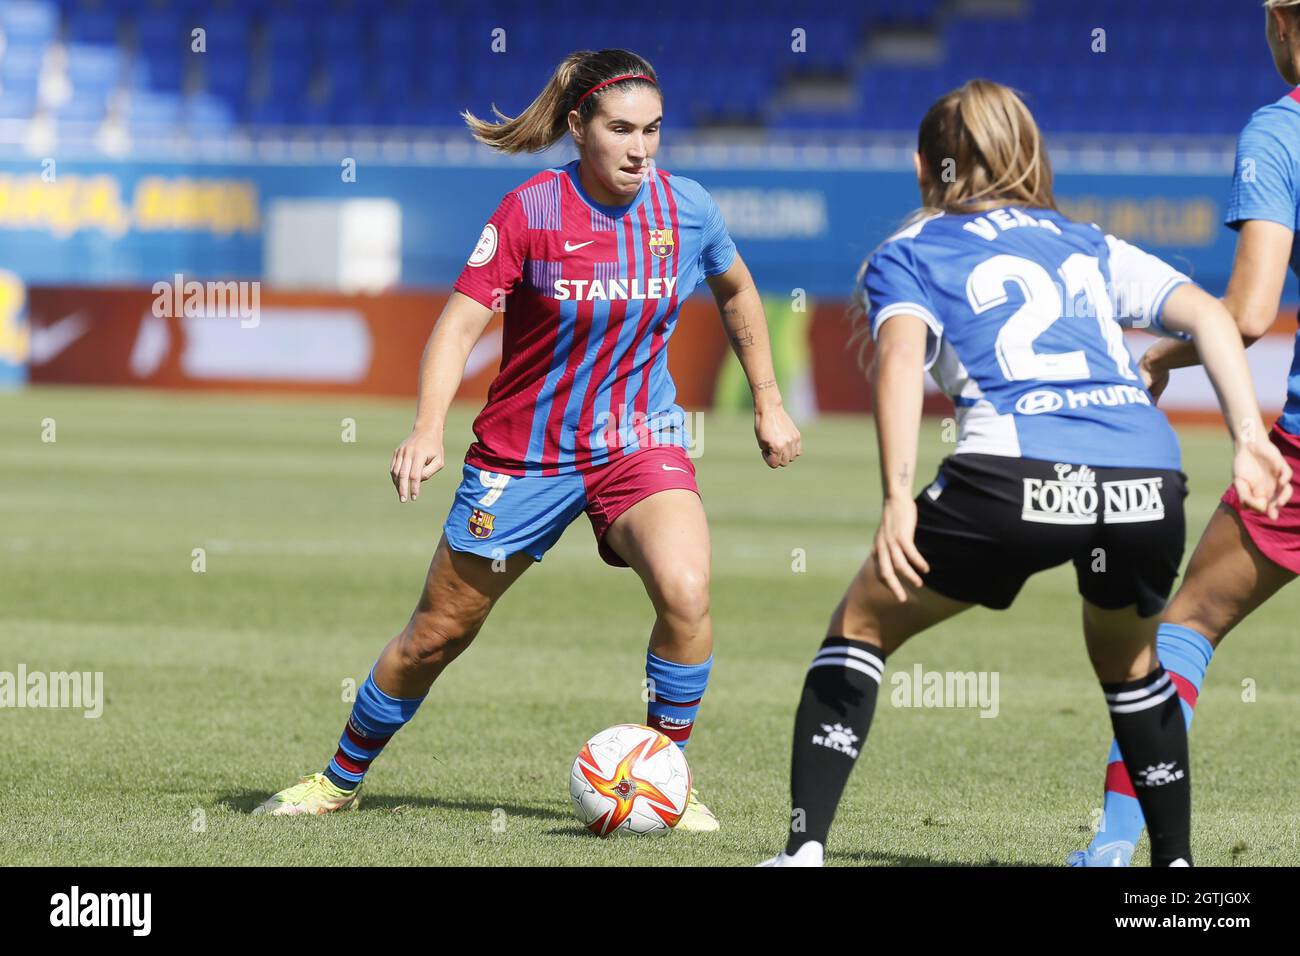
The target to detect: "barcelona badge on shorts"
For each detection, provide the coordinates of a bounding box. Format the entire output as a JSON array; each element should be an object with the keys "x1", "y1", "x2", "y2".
[
  {"x1": 468, "y1": 508, "x2": 495, "y2": 539},
  {"x1": 648, "y1": 228, "x2": 674, "y2": 258}
]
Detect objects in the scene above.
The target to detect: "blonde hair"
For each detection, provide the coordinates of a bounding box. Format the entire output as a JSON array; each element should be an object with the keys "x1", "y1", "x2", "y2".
[
  {"x1": 461, "y1": 49, "x2": 658, "y2": 154},
  {"x1": 849, "y1": 79, "x2": 1057, "y2": 368},
  {"x1": 1264, "y1": 1, "x2": 1300, "y2": 9},
  {"x1": 915, "y1": 79, "x2": 1056, "y2": 214}
]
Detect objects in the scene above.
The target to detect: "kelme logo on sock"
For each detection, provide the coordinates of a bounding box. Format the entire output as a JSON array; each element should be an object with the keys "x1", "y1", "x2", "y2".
[
  {"x1": 1134, "y1": 761, "x2": 1185, "y2": 787},
  {"x1": 812, "y1": 722, "x2": 859, "y2": 758}
]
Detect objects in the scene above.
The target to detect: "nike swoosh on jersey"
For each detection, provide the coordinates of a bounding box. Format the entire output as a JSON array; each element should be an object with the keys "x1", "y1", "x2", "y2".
[
  {"x1": 661, "y1": 464, "x2": 689, "y2": 473},
  {"x1": 564, "y1": 240, "x2": 594, "y2": 252}
]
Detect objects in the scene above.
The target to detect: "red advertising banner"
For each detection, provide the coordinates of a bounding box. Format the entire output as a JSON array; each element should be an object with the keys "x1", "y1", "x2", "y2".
[
  {"x1": 24, "y1": 285, "x2": 1294, "y2": 420},
  {"x1": 25, "y1": 287, "x2": 736, "y2": 408}
]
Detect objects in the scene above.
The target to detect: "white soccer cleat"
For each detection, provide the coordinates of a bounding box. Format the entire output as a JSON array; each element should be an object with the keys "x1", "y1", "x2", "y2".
[
  {"x1": 675, "y1": 787, "x2": 720, "y2": 832},
  {"x1": 758, "y1": 841, "x2": 825, "y2": 867}
]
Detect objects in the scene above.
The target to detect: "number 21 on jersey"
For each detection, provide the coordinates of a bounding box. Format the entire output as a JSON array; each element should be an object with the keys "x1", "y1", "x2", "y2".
[{"x1": 965, "y1": 253, "x2": 1136, "y2": 383}]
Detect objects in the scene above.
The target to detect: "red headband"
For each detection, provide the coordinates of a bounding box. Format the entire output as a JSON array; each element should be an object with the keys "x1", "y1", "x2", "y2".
[{"x1": 575, "y1": 73, "x2": 656, "y2": 107}]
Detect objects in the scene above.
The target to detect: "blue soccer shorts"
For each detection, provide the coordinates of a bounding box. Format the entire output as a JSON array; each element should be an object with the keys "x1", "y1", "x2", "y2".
[{"x1": 443, "y1": 445, "x2": 699, "y2": 567}]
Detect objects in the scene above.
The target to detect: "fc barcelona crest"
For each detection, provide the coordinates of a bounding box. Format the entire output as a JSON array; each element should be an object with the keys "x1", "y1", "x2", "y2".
[
  {"x1": 468, "y1": 508, "x2": 495, "y2": 540},
  {"x1": 648, "y1": 228, "x2": 674, "y2": 258}
]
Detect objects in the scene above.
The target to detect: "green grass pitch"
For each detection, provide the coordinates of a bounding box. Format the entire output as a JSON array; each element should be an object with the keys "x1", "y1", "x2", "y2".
[{"x1": 3, "y1": 385, "x2": 1298, "y2": 866}]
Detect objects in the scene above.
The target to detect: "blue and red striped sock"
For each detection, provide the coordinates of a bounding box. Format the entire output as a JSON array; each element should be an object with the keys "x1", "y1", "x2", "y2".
[
  {"x1": 323, "y1": 668, "x2": 426, "y2": 791},
  {"x1": 645, "y1": 652, "x2": 712, "y2": 750},
  {"x1": 1086, "y1": 623, "x2": 1213, "y2": 861}
]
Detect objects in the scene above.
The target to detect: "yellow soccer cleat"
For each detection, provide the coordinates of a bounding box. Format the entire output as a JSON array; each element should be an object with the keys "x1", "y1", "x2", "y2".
[
  {"x1": 675, "y1": 787, "x2": 719, "y2": 832},
  {"x1": 253, "y1": 773, "x2": 361, "y2": 816}
]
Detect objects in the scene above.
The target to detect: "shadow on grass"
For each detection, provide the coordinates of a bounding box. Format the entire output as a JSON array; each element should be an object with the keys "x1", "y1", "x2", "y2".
[
  {"x1": 542, "y1": 825, "x2": 602, "y2": 839},
  {"x1": 830, "y1": 849, "x2": 1036, "y2": 867},
  {"x1": 217, "y1": 790, "x2": 571, "y2": 824}
]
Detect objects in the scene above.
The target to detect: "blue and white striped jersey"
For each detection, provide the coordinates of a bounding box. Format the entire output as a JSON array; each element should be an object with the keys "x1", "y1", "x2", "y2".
[{"x1": 864, "y1": 206, "x2": 1189, "y2": 470}]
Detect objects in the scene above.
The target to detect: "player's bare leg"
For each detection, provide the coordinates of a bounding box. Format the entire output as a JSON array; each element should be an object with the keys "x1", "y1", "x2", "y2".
[
  {"x1": 605, "y1": 488, "x2": 712, "y2": 663},
  {"x1": 374, "y1": 535, "x2": 535, "y2": 697},
  {"x1": 829, "y1": 553, "x2": 972, "y2": 656},
  {"x1": 603, "y1": 488, "x2": 717, "y2": 829},
  {"x1": 764, "y1": 555, "x2": 971, "y2": 866},
  {"x1": 1164, "y1": 504, "x2": 1294, "y2": 646},
  {"x1": 1081, "y1": 603, "x2": 1160, "y2": 683},
  {"x1": 1081, "y1": 602, "x2": 1192, "y2": 866},
  {"x1": 255, "y1": 536, "x2": 532, "y2": 815}
]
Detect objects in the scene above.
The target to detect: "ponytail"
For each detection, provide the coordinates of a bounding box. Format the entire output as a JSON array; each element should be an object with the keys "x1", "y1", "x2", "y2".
[{"x1": 462, "y1": 49, "x2": 659, "y2": 154}]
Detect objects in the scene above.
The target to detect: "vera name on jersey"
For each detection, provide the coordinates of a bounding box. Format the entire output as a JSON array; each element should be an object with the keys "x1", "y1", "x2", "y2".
[
  {"x1": 552, "y1": 276, "x2": 678, "y2": 301},
  {"x1": 962, "y1": 207, "x2": 1064, "y2": 241}
]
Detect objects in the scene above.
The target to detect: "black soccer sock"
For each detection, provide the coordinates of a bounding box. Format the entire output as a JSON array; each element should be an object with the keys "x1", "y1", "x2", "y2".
[
  {"x1": 1102, "y1": 666, "x2": 1192, "y2": 866},
  {"x1": 786, "y1": 636, "x2": 885, "y2": 855}
]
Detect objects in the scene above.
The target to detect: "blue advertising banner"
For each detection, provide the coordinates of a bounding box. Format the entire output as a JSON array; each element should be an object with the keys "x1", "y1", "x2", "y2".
[{"x1": 0, "y1": 156, "x2": 1243, "y2": 297}]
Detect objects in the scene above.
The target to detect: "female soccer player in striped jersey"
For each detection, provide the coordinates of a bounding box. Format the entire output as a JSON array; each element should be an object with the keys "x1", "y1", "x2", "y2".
[
  {"x1": 256, "y1": 49, "x2": 802, "y2": 828},
  {"x1": 761, "y1": 80, "x2": 1291, "y2": 867},
  {"x1": 1072, "y1": 0, "x2": 1300, "y2": 867}
]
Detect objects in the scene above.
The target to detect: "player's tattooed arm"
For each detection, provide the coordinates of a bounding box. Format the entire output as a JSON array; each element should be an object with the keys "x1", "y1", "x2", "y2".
[
  {"x1": 723, "y1": 306, "x2": 756, "y2": 349},
  {"x1": 706, "y1": 253, "x2": 803, "y2": 466},
  {"x1": 707, "y1": 256, "x2": 782, "y2": 407}
]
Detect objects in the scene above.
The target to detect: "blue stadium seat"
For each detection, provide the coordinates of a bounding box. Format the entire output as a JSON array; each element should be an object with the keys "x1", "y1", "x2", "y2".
[
  {"x1": 0, "y1": 0, "x2": 58, "y2": 46},
  {"x1": 197, "y1": 11, "x2": 250, "y2": 57},
  {"x1": 324, "y1": 56, "x2": 365, "y2": 105},
  {"x1": 265, "y1": 12, "x2": 306, "y2": 61},
  {"x1": 248, "y1": 98, "x2": 291, "y2": 126},
  {"x1": 65, "y1": 8, "x2": 117, "y2": 45},
  {"x1": 375, "y1": 13, "x2": 417, "y2": 58},
  {"x1": 202, "y1": 51, "x2": 250, "y2": 107},
  {"x1": 55, "y1": 90, "x2": 108, "y2": 123},
  {"x1": 135, "y1": 14, "x2": 185, "y2": 57},
  {"x1": 185, "y1": 91, "x2": 236, "y2": 133},
  {"x1": 137, "y1": 52, "x2": 185, "y2": 92},
  {"x1": 316, "y1": 11, "x2": 367, "y2": 61},
  {"x1": 29, "y1": 0, "x2": 1290, "y2": 135},
  {"x1": 266, "y1": 54, "x2": 311, "y2": 100},
  {"x1": 124, "y1": 90, "x2": 182, "y2": 133},
  {"x1": 93, "y1": 0, "x2": 153, "y2": 11},
  {"x1": 65, "y1": 44, "x2": 121, "y2": 93},
  {"x1": 0, "y1": 43, "x2": 45, "y2": 93},
  {"x1": 0, "y1": 88, "x2": 35, "y2": 118}
]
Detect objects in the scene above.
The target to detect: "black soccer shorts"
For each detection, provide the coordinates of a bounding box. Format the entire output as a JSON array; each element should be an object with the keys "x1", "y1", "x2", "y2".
[{"x1": 912, "y1": 453, "x2": 1187, "y2": 617}]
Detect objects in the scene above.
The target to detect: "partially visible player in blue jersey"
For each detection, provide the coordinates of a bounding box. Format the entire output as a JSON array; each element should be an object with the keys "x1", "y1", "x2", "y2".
[
  {"x1": 1072, "y1": 0, "x2": 1300, "y2": 867},
  {"x1": 760, "y1": 79, "x2": 1291, "y2": 867}
]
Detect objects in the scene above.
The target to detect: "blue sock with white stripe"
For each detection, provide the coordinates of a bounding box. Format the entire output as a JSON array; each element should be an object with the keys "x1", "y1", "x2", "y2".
[
  {"x1": 786, "y1": 636, "x2": 886, "y2": 855},
  {"x1": 645, "y1": 652, "x2": 712, "y2": 750}
]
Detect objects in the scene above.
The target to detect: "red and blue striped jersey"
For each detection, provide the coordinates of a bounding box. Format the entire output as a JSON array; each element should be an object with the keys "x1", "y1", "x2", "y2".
[{"x1": 453, "y1": 159, "x2": 736, "y2": 475}]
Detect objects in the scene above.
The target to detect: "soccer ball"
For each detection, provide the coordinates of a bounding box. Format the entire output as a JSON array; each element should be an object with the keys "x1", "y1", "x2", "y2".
[{"x1": 569, "y1": 723, "x2": 692, "y2": 837}]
